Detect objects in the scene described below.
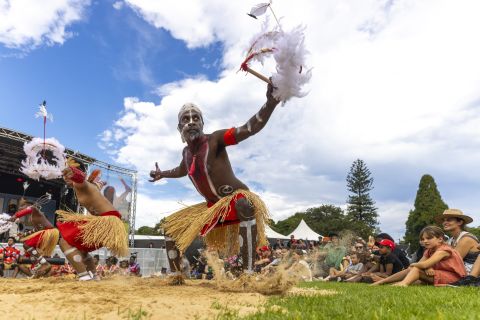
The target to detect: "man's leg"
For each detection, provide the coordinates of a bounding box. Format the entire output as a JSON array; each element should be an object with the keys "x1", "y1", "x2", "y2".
[
  {"x1": 59, "y1": 238, "x2": 91, "y2": 280},
  {"x1": 165, "y1": 236, "x2": 181, "y2": 274},
  {"x1": 23, "y1": 243, "x2": 51, "y2": 277},
  {"x1": 236, "y1": 198, "x2": 257, "y2": 273},
  {"x1": 81, "y1": 252, "x2": 98, "y2": 280}
]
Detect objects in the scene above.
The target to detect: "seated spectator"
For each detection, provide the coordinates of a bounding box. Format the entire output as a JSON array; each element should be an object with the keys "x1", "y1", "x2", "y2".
[
  {"x1": 0, "y1": 237, "x2": 21, "y2": 277},
  {"x1": 296, "y1": 239, "x2": 307, "y2": 250},
  {"x1": 287, "y1": 235, "x2": 297, "y2": 249},
  {"x1": 273, "y1": 239, "x2": 284, "y2": 250},
  {"x1": 93, "y1": 254, "x2": 104, "y2": 277},
  {"x1": 287, "y1": 249, "x2": 312, "y2": 282},
  {"x1": 321, "y1": 233, "x2": 346, "y2": 276},
  {"x1": 254, "y1": 246, "x2": 272, "y2": 272},
  {"x1": 128, "y1": 254, "x2": 141, "y2": 276},
  {"x1": 376, "y1": 233, "x2": 410, "y2": 269},
  {"x1": 104, "y1": 256, "x2": 119, "y2": 276},
  {"x1": 119, "y1": 259, "x2": 129, "y2": 275},
  {"x1": 327, "y1": 253, "x2": 364, "y2": 281},
  {"x1": 53, "y1": 262, "x2": 75, "y2": 277},
  {"x1": 392, "y1": 226, "x2": 466, "y2": 287},
  {"x1": 349, "y1": 239, "x2": 403, "y2": 283},
  {"x1": 437, "y1": 209, "x2": 480, "y2": 286}
]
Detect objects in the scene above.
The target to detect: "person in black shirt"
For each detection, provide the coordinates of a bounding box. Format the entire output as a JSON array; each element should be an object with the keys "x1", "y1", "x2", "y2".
[
  {"x1": 350, "y1": 239, "x2": 403, "y2": 283},
  {"x1": 375, "y1": 233, "x2": 410, "y2": 269}
]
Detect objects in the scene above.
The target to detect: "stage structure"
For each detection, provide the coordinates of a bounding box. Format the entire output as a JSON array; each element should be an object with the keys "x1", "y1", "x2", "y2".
[{"x1": 0, "y1": 127, "x2": 138, "y2": 246}]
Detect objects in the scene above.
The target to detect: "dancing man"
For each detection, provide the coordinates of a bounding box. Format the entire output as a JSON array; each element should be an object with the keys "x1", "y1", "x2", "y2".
[
  {"x1": 9, "y1": 198, "x2": 60, "y2": 277},
  {"x1": 56, "y1": 166, "x2": 129, "y2": 281},
  {"x1": 150, "y1": 83, "x2": 279, "y2": 273}
]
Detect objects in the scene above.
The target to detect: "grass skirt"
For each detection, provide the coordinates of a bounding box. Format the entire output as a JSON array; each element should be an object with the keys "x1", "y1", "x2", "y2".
[
  {"x1": 56, "y1": 210, "x2": 129, "y2": 257},
  {"x1": 21, "y1": 228, "x2": 60, "y2": 257},
  {"x1": 163, "y1": 190, "x2": 269, "y2": 256}
]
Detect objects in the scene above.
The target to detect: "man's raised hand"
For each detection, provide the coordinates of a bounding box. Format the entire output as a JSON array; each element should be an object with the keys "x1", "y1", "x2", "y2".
[{"x1": 149, "y1": 162, "x2": 163, "y2": 182}]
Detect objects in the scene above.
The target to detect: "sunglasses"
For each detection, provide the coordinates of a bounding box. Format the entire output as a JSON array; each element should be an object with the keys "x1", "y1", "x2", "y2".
[{"x1": 355, "y1": 246, "x2": 364, "y2": 249}]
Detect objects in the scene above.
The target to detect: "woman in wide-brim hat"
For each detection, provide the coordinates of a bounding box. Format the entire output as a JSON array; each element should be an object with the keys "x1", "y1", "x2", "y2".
[{"x1": 436, "y1": 209, "x2": 479, "y2": 279}]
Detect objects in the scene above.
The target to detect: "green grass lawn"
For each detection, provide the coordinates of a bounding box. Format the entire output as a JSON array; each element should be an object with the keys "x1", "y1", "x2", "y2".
[{"x1": 218, "y1": 282, "x2": 480, "y2": 320}]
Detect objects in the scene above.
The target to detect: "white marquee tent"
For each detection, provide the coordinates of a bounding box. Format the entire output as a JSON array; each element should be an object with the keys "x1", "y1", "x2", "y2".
[
  {"x1": 265, "y1": 225, "x2": 290, "y2": 240},
  {"x1": 287, "y1": 219, "x2": 322, "y2": 241}
]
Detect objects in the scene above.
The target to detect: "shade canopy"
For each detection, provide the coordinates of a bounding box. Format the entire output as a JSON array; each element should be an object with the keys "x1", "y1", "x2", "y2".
[
  {"x1": 265, "y1": 225, "x2": 290, "y2": 240},
  {"x1": 287, "y1": 219, "x2": 322, "y2": 241}
]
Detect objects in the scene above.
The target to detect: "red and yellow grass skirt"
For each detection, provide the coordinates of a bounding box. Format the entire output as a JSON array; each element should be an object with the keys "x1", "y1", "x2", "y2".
[
  {"x1": 56, "y1": 210, "x2": 129, "y2": 257},
  {"x1": 163, "y1": 190, "x2": 269, "y2": 256},
  {"x1": 21, "y1": 227, "x2": 59, "y2": 257}
]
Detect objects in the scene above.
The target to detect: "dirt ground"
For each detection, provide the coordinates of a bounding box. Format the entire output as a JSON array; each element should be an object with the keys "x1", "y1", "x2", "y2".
[{"x1": 0, "y1": 276, "x2": 266, "y2": 320}]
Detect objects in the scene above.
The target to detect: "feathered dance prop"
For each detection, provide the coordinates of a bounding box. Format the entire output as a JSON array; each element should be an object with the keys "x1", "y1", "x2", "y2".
[
  {"x1": 21, "y1": 102, "x2": 66, "y2": 180},
  {"x1": 240, "y1": 2, "x2": 311, "y2": 102},
  {"x1": 0, "y1": 213, "x2": 13, "y2": 234},
  {"x1": 20, "y1": 137, "x2": 66, "y2": 180}
]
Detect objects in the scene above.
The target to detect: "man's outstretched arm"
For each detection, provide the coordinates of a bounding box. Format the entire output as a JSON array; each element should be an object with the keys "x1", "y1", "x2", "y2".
[
  {"x1": 149, "y1": 159, "x2": 187, "y2": 182},
  {"x1": 220, "y1": 83, "x2": 280, "y2": 145}
]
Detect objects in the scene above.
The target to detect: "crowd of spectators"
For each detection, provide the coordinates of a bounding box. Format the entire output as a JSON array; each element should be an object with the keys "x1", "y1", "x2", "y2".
[
  {"x1": 0, "y1": 236, "x2": 142, "y2": 279},
  {"x1": 186, "y1": 208, "x2": 480, "y2": 288}
]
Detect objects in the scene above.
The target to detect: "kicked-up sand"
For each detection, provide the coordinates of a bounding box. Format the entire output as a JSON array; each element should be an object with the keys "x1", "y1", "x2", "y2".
[{"x1": 0, "y1": 276, "x2": 266, "y2": 320}]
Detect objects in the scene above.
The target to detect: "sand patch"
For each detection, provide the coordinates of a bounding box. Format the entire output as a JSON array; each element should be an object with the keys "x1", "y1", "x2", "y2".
[{"x1": 0, "y1": 277, "x2": 265, "y2": 320}]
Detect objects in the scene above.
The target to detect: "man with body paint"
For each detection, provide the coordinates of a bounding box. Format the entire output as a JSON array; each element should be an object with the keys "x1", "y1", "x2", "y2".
[
  {"x1": 149, "y1": 83, "x2": 279, "y2": 273},
  {"x1": 56, "y1": 167, "x2": 129, "y2": 281},
  {"x1": 9, "y1": 199, "x2": 60, "y2": 277}
]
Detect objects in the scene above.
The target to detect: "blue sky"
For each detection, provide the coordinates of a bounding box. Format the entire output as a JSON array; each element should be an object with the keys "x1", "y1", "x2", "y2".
[
  {"x1": 2, "y1": 1, "x2": 480, "y2": 241},
  {"x1": 0, "y1": 0, "x2": 221, "y2": 158}
]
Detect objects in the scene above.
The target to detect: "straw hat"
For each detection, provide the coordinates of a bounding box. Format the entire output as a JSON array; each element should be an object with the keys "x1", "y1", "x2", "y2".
[{"x1": 435, "y1": 209, "x2": 473, "y2": 225}]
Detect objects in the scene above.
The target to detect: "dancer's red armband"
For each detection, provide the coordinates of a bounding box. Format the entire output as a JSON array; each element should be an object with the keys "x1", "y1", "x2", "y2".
[
  {"x1": 70, "y1": 167, "x2": 86, "y2": 183},
  {"x1": 13, "y1": 206, "x2": 33, "y2": 219},
  {"x1": 224, "y1": 127, "x2": 238, "y2": 146}
]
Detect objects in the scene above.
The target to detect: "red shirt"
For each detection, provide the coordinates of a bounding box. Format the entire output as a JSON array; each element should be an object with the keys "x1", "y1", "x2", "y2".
[{"x1": 0, "y1": 246, "x2": 21, "y2": 264}]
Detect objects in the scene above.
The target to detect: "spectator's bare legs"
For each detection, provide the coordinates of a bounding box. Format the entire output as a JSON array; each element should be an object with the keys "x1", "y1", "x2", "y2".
[
  {"x1": 392, "y1": 267, "x2": 433, "y2": 287},
  {"x1": 469, "y1": 256, "x2": 480, "y2": 277},
  {"x1": 371, "y1": 268, "x2": 409, "y2": 285},
  {"x1": 237, "y1": 198, "x2": 257, "y2": 273}
]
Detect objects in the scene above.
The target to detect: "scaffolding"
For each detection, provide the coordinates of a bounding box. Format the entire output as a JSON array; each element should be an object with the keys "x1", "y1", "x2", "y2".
[{"x1": 0, "y1": 126, "x2": 138, "y2": 246}]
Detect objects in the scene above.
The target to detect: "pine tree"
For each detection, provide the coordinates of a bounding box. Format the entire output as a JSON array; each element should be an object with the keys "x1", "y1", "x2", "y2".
[
  {"x1": 346, "y1": 159, "x2": 378, "y2": 237},
  {"x1": 404, "y1": 174, "x2": 448, "y2": 252}
]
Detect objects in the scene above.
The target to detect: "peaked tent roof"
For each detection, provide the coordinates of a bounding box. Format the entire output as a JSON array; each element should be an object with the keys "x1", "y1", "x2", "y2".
[
  {"x1": 287, "y1": 219, "x2": 322, "y2": 241},
  {"x1": 265, "y1": 225, "x2": 290, "y2": 240}
]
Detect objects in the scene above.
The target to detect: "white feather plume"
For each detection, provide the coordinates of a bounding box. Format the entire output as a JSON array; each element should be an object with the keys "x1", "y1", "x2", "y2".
[
  {"x1": 271, "y1": 26, "x2": 312, "y2": 102},
  {"x1": 249, "y1": 2, "x2": 270, "y2": 18},
  {"x1": 20, "y1": 137, "x2": 66, "y2": 180},
  {"x1": 35, "y1": 104, "x2": 53, "y2": 122},
  {"x1": 0, "y1": 214, "x2": 13, "y2": 234}
]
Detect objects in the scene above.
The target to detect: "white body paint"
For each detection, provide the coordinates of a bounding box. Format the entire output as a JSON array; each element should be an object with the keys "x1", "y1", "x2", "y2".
[{"x1": 240, "y1": 219, "x2": 257, "y2": 272}]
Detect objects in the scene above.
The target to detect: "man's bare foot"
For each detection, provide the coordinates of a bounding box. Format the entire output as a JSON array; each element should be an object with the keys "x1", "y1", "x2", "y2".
[{"x1": 33, "y1": 263, "x2": 52, "y2": 278}]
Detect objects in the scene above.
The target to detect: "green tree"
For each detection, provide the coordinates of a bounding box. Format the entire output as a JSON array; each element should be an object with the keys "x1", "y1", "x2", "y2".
[
  {"x1": 271, "y1": 205, "x2": 349, "y2": 237},
  {"x1": 346, "y1": 159, "x2": 378, "y2": 237},
  {"x1": 404, "y1": 174, "x2": 448, "y2": 252},
  {"x1": 135, "y1": 226, "x2": 157, "y2": 235}
]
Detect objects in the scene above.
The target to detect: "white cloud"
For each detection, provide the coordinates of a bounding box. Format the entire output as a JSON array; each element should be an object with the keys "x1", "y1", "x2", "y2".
[
  {"x1": 106, "y1": 0, "x2": 480, "y2": 238},
  {"x1": 112, "y1": 1, "x2": 123, "y2": 10},
  {"x1": 0, "y1": 0, "x2": 91, "y2": 49}
]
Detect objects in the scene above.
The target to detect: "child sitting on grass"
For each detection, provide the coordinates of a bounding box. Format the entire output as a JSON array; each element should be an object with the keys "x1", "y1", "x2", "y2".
[
  {"x1": 393, "y1": 226, "x2": 466, "y2": 287},
  {"x1": 347, "y1": 239, "x2": 403, "y2": 283},
  {"x1": 327, "y1": 252, "x2": 364, "y2": 281}
]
